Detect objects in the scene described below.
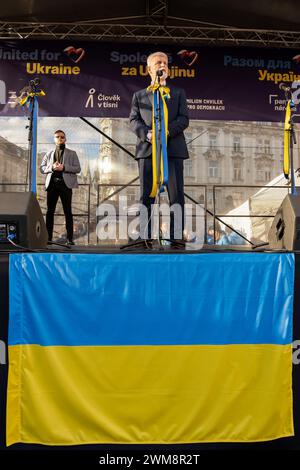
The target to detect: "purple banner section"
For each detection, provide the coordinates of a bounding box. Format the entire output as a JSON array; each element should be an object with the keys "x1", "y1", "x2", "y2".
[{"x1": 0, "y1": 40, "x2": 300, "y2": 121}]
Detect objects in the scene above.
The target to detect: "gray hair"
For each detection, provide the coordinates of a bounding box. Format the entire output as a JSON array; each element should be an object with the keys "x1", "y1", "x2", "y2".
[{"x1": 147, "y1": 52, "x2": 168, "y2": 66}]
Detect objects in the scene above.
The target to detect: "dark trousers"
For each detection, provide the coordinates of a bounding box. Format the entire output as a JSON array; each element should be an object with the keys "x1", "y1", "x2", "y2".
[
  {"x1": 46, "y1": 179, "x2": 73, "y2": 241},
  {"x1": 138, "y1": 158, "x2": 185, "y2": 239}
]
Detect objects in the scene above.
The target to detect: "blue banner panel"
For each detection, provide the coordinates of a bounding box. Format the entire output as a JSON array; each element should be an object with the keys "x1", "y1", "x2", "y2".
[
  {"x1": 0, "y1": 41, "x2": 299, "y2": 120},
  {"x1": 9, "y1": 253, "x2": 294, "y2": 346}
]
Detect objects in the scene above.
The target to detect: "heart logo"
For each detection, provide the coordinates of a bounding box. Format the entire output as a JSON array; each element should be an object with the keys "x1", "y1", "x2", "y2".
[
  {"x1": 177, "y1": 50, "x2": 198, "y2": 66},
  {"x1": 293, "y1": 54, "x2": 300, "y2": 64},
  {"x1": 64, "y1": 46, "x2": 85, "y2": 63}
]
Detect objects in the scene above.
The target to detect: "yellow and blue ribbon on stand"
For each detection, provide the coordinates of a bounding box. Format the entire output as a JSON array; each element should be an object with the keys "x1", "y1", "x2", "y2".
[
  {"x1": 283, "y1": 99, "x2": 292, "y2": 179},
  {"x1": 147, "y1": 84, "x2": 170, "y2": 198},
  {"x1": 19, "y1": 90, "x2": 45, "y2": 195}
]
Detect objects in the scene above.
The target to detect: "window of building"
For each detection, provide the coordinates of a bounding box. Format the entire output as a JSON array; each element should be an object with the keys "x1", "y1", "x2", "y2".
[
  {"x1": 184, "y1": 159, "x2": 193, "y2": 177},
  {"x1": 256, "y1": 139, "x2": 263, "y2": 152},
  {"x1": 233, "y1": 136, "x2": 241, "y2": 152},
  {"x1": 265, "y1": 169, "x2": 271, "y2": 180},
  {"x1": 126, "y1": 187, "x2": 138, "y2": 203},
  {"x1": 256, "y1": 168, "x2": 271, "y2": 182},
  {"x1": 264, "y1": 139, "x2": 271, "y2": 154},
  {"x1": 233, "y1": 159, "x2": 243, "y2": 181},
  {"x1": 208, "y1": 160, "x2": 220, "y2": 178},
  {"x1": 209, "y1": 135, "x2": 218, "y2": 149}
]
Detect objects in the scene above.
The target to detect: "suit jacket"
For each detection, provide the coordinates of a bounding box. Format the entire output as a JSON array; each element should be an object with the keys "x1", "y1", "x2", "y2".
[
  {"x1": 129, "y1": 84, "x2": 189, "y2": 160},
  {"x1": 40, "y1": 147, "x2": 81, "y2": 189}
]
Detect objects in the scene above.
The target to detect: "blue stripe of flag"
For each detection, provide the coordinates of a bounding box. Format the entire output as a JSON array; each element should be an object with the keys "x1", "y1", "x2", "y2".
[{"x1": 8, "y1": 252, "x2": 294, "y2": 346}]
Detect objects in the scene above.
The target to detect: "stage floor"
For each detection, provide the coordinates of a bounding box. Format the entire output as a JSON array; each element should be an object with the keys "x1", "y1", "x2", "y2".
[{"x1": 3, "y1": 243, "x2": 291, "y2": 255}]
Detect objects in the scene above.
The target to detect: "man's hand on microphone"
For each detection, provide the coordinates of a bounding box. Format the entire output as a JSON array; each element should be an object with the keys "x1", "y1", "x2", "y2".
[{"x1": 146, "y1": 130, "x2": 152, "y2": 143}]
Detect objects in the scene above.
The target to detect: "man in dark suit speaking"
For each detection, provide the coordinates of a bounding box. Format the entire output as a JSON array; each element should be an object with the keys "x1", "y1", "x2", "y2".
[{"x1": 129, "y1": 51, "x2": 189, "y2": 243}]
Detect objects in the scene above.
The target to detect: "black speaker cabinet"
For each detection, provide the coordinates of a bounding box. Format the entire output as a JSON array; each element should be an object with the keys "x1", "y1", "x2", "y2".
[
  {"x1": 0, "y1": 192, "x2": 48, "y2": 249},
  {"x1": 268, "y1": 194, "x2": 300, "y2": 250}
]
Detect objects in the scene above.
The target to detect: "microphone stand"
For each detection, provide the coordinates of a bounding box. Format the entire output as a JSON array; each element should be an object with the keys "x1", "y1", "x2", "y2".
[
  {"x1": 21, "y1": 78, "x2": 45, "y2": 195},
  {"x1": 284, "y1": 88, "x2": 298, "y2": 196},
  {"x1": 27, "y1": 86, "x2": 36, "y2": 193},
  {"x1": 152, "y1": 73, "x2": 185, "y2": 249},
  {"x1": 122, "y1": 72, "x2": 185, "y2": 250},
  {"x1": 252, "y1": 87, "x2": 298, "y2": 250},
  {"x1": 122, "y1": 73, "x2": 166, "y2": 250},
  {"x1": 152, "y1": 72, "x2": 164, "y2": 248},
  {"x1": 289, "y1": 115, "x2": 298, "y2": 197}
]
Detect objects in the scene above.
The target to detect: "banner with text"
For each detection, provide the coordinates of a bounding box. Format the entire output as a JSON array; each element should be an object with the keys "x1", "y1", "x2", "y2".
[{"x1": 0, "y1": 40, "x2": 300, "y2": 121}]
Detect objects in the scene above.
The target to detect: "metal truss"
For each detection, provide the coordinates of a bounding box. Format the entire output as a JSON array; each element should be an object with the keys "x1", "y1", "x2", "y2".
[
  {"x1": 1, "y1": 20, "x2": 300, "y2": 48},
  {"x1": 147, "y1": 0, "x2": 168, "y2": 17}
]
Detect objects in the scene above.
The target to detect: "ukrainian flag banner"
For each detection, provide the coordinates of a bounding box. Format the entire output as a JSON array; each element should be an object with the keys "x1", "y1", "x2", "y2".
[{"x1": 7, "y1": 253, "x2": 294, "y2": 445}]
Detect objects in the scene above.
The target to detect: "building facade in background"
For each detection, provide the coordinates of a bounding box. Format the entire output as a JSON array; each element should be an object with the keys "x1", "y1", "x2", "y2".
[{"x1": 0, "y1": 118, "x2": 298, "y2": 243}]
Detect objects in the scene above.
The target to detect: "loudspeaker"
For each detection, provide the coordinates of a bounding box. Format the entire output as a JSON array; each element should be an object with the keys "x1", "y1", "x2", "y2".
[
  {"x1": 268, "y1": 194, "x2": 300, "y2": 250},
  {"x1": 0, "y1": 192, "x2": 48, "y2": 249}
]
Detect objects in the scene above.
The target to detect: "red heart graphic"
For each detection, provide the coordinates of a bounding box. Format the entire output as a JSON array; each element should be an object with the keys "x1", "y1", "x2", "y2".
[
  {"x1": 293, "y1": 54, "x2": 300, "y2": 64},
  {"x1": 63, "y1": 46, "x2": 85, "y2": 63},
  {"x1": 177, "y1": 50, "x2": 198, "y2": 66},
  {"x1": 73, "y1": 48, "x2": 85, "y2": 63},
  {"x1": 184, "y1": 51, "x2": 198, "y2": 66}
]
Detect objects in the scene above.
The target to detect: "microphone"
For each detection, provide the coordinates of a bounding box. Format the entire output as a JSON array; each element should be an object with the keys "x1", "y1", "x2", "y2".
[
  {"x1": 29, "y1": 77, "x2": 41, "y2": 88},
  {"x1": 156, "y1": 70, "x2": 164, "y2": 77},
  {"x1": 279, "y1": 83, "x2": 291, "y2": 92}
]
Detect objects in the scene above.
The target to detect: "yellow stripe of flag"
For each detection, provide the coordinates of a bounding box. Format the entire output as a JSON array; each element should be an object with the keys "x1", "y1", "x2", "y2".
[{"x1": 7, "y1": 343, "x2": 293, "y2": 445}]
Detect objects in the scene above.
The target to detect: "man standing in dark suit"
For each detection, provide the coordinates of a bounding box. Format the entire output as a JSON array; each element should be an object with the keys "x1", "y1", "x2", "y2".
[
  {"x1": 40, "y1": 130, "x2": 81, "y2": 245},
  {"x1": 129, "y1": 51, "x2": 189, "y2": 242}
]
